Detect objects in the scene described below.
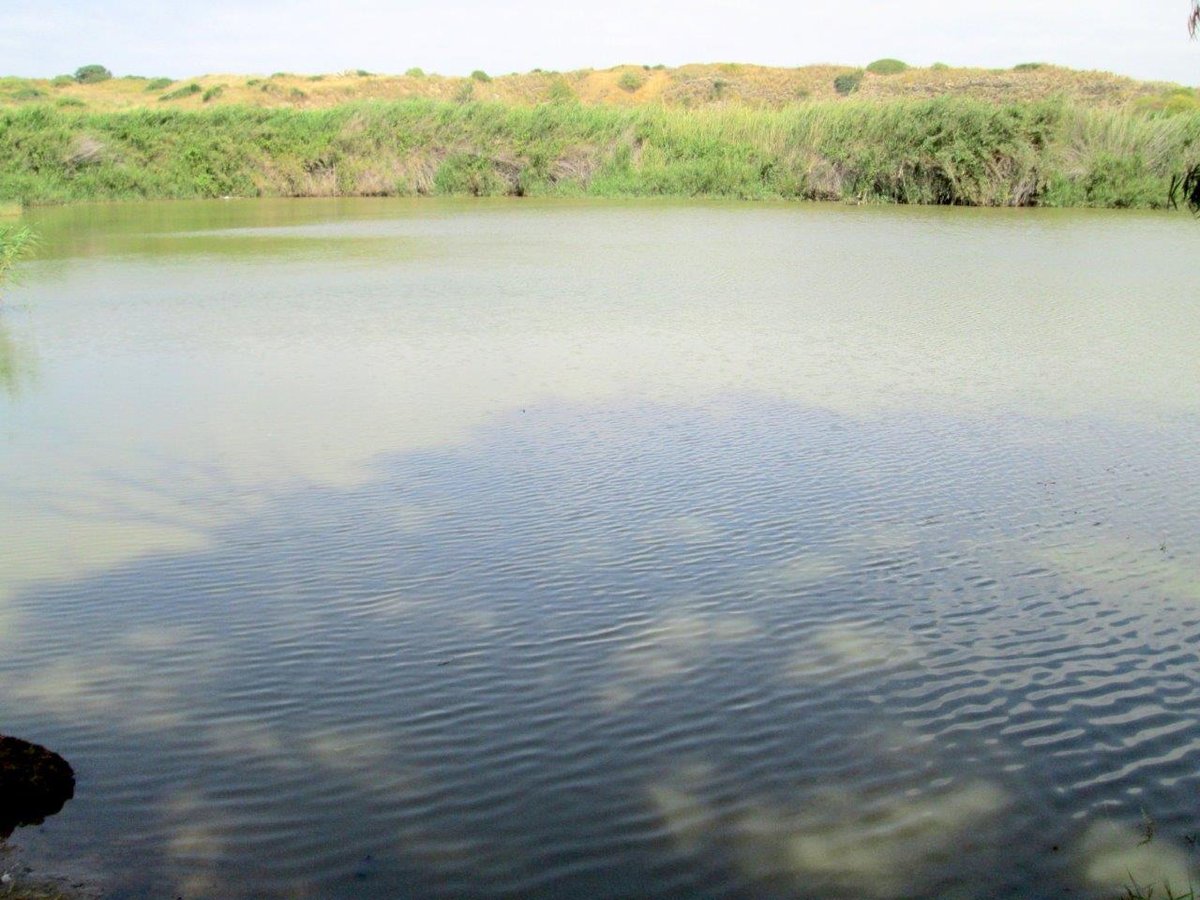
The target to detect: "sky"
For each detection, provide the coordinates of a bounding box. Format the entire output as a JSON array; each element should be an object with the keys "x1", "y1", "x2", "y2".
[{"x1": 2, "y1": 1, "x2": 1198, "y2": 85}]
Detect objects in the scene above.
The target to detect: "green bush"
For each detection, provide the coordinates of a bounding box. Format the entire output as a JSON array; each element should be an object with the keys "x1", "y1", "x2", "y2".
[
  {"x1": 470, "y1": 70, "x2": 491, "y2": 82},
  {"x1": 56, "y1": 97, "x2": 86, "y2": 108},
  {"x1": 866, "y1": 58, "x2": 908, "y2": 75},
  {"x1": 1013, "y1": 62, "x2": 1047, "y2": 72},
  {"x1": 289, "y1": 88, "x2": 307, "y2": 101},
  {"x1": 355, "y1": 69, "x2": 372, "y2": 77},
  {"x1": 405, "y1": 68, "x2": 426, "y2": 78},
  {"x1": 308, "y1": 74, "x2": 326, "y2": 82},
  {"x1": 618, "y1": 71, "x2": 645, "y2": 93},
  {"x1": 434, "y1": 153, "x2": 506, "y2": 195},
  {"x1": 833, "y1": 70, "x2": 863, "y2": 95},
  {"x1": 202, "y1": 85, "x2": 226, "y2": 103},
  {"x1": 547, "y1": 78, "x2": 576, "y2": 104},
  {"x1": 930, "y1": 62, "x2": 950, "y2": 71},
  {"x1": 160, "y1": 83, "x2": 202, "y2": 102},
  {"x1": 74, "y1": 65, "x2": 112, "y2": 84},
  {"x1": 145, "y1": 78, "x2": 173, "y2": 91},
  {"x1": 50, "y1": 75, "x2": 75, "y2": 88},
  {"x1": 12, "y1": 88, "x2": 45, "y2": 101}
]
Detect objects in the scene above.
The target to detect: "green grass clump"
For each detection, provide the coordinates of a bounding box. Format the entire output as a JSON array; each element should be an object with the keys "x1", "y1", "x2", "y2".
[
  {"x1": 405, "y1": 68, "x2": 425, "y2": 78},
  {"x1": 0, "y1": 224, "x2": 36, "y2": 286},
  {"x1": 202, "y1": 85, "x2": 226, "y2": 103},
  {"x1": 1013, "y1": 62, "x2": 1048, "y2": 71},
  {"x1": 470, "y1": 70, "x2": 492, "y2": 82},
  {"x1": 50, "y1": 75, "x2": 75, "y2": 88},
  {"x1": 930, "y1": 62, "x2": 950, "y2": 71},
  {"x1": 618, "y1": 72, "x2": 645, "y2": 93},
  {"x1": 866, "y1": 58, "x2": 908, "y2": 75},
  {"x1": 833, "y1": 70, "x2": 863, "y2": 95},
  {"x1": 55, "y1": 97, "x2": 85, "y2": 108},
  {"x1": 160, "y1": 83, "x2": 202, "y2": 102},
  {"x1": 144, "y1": 77, "x2": 173, "y2": 91},
  {"x1": 12, "y1": 88, "x2": 45, "y2": 101},
  {"x1": 355, "y1": 69, "x2": 373, "y2": 77},
  {"x1": 546, "y1": 78, "x2": 577, "y2": 104}
]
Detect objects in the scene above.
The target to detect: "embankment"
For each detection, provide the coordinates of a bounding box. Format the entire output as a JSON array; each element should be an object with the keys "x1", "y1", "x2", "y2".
[{"x1": 2, "y1": 98, "x2": 1198, "y2": 208}]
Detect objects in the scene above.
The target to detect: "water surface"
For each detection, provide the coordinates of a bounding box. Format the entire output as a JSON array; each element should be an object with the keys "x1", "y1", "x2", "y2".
[{"x1": 2, "y1": 198, "x2": 1199, "y2": 898}]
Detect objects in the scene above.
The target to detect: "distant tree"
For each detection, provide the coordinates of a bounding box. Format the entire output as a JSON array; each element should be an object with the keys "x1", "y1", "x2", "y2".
[{"x1": 74, "y1": 64, "x2": 112, "y2": 84}]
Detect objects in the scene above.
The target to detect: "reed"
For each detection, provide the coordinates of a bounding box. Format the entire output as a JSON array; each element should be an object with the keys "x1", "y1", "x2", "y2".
[
  {"x1": 0, "y1": 98, "x2": 1195, "y2": 208},
  {"x1": 0, "y1": 225, "x2": 35, "y2": 286}
]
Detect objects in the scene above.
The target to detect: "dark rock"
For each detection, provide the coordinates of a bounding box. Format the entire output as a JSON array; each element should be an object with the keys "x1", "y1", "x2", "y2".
[{"x1": 0, "y1": 736, "x2": 75, "y2": 839}]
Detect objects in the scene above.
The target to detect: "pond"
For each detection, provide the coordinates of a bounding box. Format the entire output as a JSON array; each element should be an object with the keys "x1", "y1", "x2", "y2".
[{"x1": 2, "y1": 198, "x2": 1199, "y2": 898}]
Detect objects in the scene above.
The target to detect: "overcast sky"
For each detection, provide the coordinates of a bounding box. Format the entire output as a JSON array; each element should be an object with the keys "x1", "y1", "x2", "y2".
[{"x1": 2, "y1": 1, "x2": 1198, "y2": 85}]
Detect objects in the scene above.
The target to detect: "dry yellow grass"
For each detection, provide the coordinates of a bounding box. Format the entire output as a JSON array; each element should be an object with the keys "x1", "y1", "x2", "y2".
[{"x1": 5, "y1": 62, "x2": 1190, "y2": 113}]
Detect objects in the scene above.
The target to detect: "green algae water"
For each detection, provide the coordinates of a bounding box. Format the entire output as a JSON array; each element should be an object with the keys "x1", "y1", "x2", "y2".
[{"x1": 2, "y1": 198, "x2": 1199, "y2": 898}]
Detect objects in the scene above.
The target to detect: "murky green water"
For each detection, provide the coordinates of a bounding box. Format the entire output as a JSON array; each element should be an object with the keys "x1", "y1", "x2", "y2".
[{"x1": 2, "y1": 198, "x2": 1199, "y2": 898}]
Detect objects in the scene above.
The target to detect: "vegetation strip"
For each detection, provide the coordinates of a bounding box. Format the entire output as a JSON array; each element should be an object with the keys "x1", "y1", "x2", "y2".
[{"x1": 0, "y1": 98, "x2": 1197, "y2": 208}]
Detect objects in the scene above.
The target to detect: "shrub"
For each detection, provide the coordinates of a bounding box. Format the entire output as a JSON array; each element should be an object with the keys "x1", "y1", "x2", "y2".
[
  {"x1": 56, "y1": 97, "x2": 86, "y2": 108},
  {"x1": 470, "y1": 70, "x2": 491, "y2": 82},
  {"x1": 1013, "y1": 62, "x2": 1047, "y2": 71},
  {"x1": 405, "y1": 67, "x2": 426, "y2": 78},
  {"x1": 308, "y1": 74, "x2": 326, "y2": 81},
  {"x1": 202, "y1": 85, "x2": 225, "y2": 103},
  {"x1": 159, "y1": 83, "x2": 202, "y2": 101},
  {"x1": 355, "y1": 69, "x2": 372, "y2": 77},
  {"x1": 13, "y1": 88, "x2": 45, "y2": 101},
  {"x1": 547, "y1": 78, "x2": 576, "y2": 104},
  {"x1": 289, "y1": 88, "x2": 307, "y2": 101},
  {"x1": 618, "y1": 71, "x2": 644, "y2": 92},
  {"x1": 74, "y1": 64, "x2": 112, "y2": 84},
  {"x1": 145, "y1": 77, "x2": 173, "y2": 91},
  {"x1": 866, "y1": 58, "x2": 908, "y2": 75},
  {"x1": 50, "y1": 75, "x2": 75, "y2": 87},
  {"x1": 930, "y1": 62, "x2": 950, "y2": 71},
  {"x1": 833, "y1": 70, "x2": 863, "y2": 95},
  {"x1": 455, "y1": 81, "x2": 475, "y2": 103}
]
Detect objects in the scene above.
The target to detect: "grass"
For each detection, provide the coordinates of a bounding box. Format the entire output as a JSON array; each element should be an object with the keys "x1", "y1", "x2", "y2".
[
  {"x1": 0, "y1": 97, "x2": 1194, "y2": 208},
  {"x1": 1122, "y1": 880, "x2": 1196, "y2": 899},
  {"x1": 0, "y1": 62, "x2": 1187, "y2": 114},
  {"x1": 0, "y1": 224, "x2": 35, "y2": 291},
  {"x1": 160, "y1": 83, "x2": 201, "y2": 102}
]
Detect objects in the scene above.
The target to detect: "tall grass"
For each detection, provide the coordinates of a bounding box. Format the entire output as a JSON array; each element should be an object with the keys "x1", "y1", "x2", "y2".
[
  {"x1": 0, "y1": 98, "x2": 1196, "y2": 207},
  {"x1": 0, "y1": 224, "x2": 36, "y2": 287}
]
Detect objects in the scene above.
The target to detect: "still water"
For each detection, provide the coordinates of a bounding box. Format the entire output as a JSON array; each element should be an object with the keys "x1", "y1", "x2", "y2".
[{"x1": 1, "y1": 198, "x2": 1199, "y2": 898}]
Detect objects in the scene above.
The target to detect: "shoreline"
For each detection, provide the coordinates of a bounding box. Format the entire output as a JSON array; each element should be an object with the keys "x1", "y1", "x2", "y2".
[{"x1": 2, "y1": 98, "x2": 1198, "y2": 210}]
